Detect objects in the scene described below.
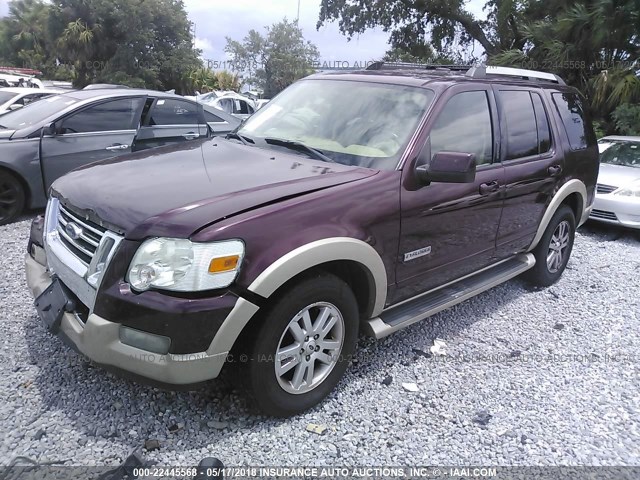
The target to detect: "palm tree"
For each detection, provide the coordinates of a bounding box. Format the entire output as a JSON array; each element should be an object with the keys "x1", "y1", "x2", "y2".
[{"x1": 492, "y1": 0, "x2": 640, "y2": 122}]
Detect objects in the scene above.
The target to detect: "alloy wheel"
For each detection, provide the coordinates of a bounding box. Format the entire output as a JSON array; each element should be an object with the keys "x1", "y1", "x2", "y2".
[
  {"x1": 546, "y1": 220, "x2": 571, "y2": 274},
  {"x1": 275, "y1": 302, "x2": 345, "y2": 395}
]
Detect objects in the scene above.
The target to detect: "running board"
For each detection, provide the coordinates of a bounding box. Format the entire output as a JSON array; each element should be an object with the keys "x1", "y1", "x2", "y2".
[{"x1": 365, "y1": 253, "x2": 536, "y2": 339}]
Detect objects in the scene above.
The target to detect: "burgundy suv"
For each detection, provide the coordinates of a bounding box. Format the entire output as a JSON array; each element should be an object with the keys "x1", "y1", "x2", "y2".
[{"x1": 26, "y1": 65, "x2": 599, "y2": 416}]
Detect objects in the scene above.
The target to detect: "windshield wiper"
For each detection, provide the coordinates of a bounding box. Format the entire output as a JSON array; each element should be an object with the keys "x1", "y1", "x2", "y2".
[
  {"x1": 264, "y1": 138, "x2": 335, "y2": 163},
  {"x1": 225, "y1": 132, "x2": 254, "y2": 145}
]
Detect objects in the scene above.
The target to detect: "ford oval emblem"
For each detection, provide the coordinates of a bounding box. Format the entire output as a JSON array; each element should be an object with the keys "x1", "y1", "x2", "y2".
[{"x1": 65, "y1": 222, "x2": 83, "y2": 240}]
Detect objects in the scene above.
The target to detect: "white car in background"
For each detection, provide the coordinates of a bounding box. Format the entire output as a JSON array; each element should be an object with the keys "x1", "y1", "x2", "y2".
[
  {"x1": 590, "y1": 136, "x2": 640, "y2": 229},
  {"x1": 195, "y1": 91, "x2": 257, "y2": 120},
  {"x1": 0, "y1": 87, "x2": 65, "y2": 116}
]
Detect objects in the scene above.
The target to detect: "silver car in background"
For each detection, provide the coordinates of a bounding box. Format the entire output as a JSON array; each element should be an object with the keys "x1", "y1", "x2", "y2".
[{"x1": 590, "y1": 136, "x2": 640, "y2": 229}]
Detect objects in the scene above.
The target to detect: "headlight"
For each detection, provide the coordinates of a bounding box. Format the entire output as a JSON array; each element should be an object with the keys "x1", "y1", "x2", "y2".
[
  {"x1": 614, "y1": 179, "x2": 640, "y2": 198},
  {"x1": 127, "y1": 238, "x2": 244, "y2": 292}
]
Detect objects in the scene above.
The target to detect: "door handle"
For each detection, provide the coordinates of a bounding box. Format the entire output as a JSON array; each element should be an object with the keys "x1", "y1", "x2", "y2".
[
  {"x1": 183, "y1": 132, "x2": 200, "y2": 140},
  {"x1": 479, "y1": 181, "x2": 500, "y2": 196},
  {"x1": 105, "y1": 144, "x2": 129, "y2": 151},
  {"x1": 548, "y1": 165, "x2": 563, "y2": 176}
]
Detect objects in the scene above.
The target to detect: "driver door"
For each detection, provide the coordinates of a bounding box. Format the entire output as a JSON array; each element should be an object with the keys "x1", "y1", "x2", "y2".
[
  {"x1": 40, "y1": 96, "x2": 145, "y2": 190},
  {"x1": 393, "y1": 86, "x2": 505, "y2": 304}
]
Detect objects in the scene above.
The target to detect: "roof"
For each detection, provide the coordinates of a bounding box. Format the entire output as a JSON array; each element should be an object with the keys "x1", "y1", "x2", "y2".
[
  {"x1": 0, "y1": 87, "x2": 65, "y2": 94},
  {"x1": 308, "y1": 65, "x2": 573, "y2": 91},
  {"x1": 55, "y1": 88, "x2": 186, "y2": 101}
]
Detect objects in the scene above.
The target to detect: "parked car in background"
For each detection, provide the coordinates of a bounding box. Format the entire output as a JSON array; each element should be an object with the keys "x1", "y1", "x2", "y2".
[
  {"x1": 256, "y1": 99, "x2": 271, "y2": 110},
  {"x1": 197, "y1": 91, "x2": 257, "y2": 119},
  {"x1": 589, "y1": 136, "x2": 640, "y2": 229},
  {"x1": 25, "y1": 65, "x2": 598, "y2": 416},
  {"x1": 0, "y1": 89, "x2": 241, "y2": 224},
  {"x1": 0, "y1": 87, "x2": 65, "y2": 116}
]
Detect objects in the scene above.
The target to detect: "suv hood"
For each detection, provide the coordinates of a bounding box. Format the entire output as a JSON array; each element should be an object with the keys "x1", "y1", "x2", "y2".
[{"x1": 52, "y1": 138, "x2": 377, "y2": 239}]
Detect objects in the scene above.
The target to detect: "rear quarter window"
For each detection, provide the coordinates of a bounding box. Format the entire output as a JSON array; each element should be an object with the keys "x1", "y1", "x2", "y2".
[{"x1": 552, "y1": 92, "x2": 592, "y2": 150}]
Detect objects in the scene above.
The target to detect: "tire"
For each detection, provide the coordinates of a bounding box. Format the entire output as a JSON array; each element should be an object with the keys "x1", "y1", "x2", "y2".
[
  {"x1": 241, "y1": 273, "x2": 359, "y2": 417},
  {"x1": 0, "y1": 170, "x2": 26, "y2": 226},
  {"x1": 525, "y1": 205, "x2": 576, "y2": 287}
]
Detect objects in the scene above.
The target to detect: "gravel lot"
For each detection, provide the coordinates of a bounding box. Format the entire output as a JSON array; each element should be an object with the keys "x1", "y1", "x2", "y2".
[{"x1": 0, "y1": 217, "x2": 639, "y2": 469}]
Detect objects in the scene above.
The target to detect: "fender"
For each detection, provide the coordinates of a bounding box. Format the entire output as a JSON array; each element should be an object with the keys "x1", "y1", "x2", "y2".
[
  {"x1": 248, "y1": 237, "x2": 388, "y2": 315},
  {"x1": 206, "y1": 237, "x2": 388, "y2": 357},
  {"x1": 528, "y1": 179, "x2": 588, "y2": 252}
]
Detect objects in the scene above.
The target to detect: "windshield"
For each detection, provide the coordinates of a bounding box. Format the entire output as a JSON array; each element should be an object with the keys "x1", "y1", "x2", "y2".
[
  {"x1": 0, "y1": 94, "x2": 80, "y2": 130},
  {"x1": 0, "y1": 91, "x2": 17, "y2": 104},
  {"x1": 238, "y1": 79, "x2": 434, "y2": 170},
  {"x1": 599, "y1": 141, "x2": 640, "y2": 168}
]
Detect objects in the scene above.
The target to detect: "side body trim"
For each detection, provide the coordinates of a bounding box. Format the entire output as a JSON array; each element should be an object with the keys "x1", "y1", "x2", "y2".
[
  {"x1": 248, "y1": 237, "x2": 388, "y2": 316},
  {"x1": 528, "y1": 179, "x2": 587, "y2": 252}
]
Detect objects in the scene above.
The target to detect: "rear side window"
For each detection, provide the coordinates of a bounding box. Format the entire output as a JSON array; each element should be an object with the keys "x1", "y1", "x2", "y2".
[
  {"x1": 429, "y1": 91, "x2": 493, "y2": 166},
  {"x1": 147, "y1": 98, "x2": 199, "y2": 126},
  {"x1": 501, "y1": 91, "x2": 538, "y2": 159},
  {"x1": 531, "y1": 93, "x2": 551, "y2": 154},
  {"x1": 552, "y1": 92, "x2": 591, "y2": 150},
  {"x1": 60, "y1": 98, "x2": 143, "y2": 134}
]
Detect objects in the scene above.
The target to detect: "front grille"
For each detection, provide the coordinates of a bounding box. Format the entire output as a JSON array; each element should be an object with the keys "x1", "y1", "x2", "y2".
[
  {"x1": 596, "y1": 183, "x2": 618, "y2": 194},
  {"x1": 590, "y1": 209, "x2": 618, "y2": 221},
  {"x1": 56, "y1": 204, "x2": 107, "y2": 266}
]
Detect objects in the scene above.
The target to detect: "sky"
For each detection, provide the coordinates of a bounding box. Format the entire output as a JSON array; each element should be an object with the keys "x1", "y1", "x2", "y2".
[{"x1": 0, "y1": 0, "x2": 488, "y2": 64}]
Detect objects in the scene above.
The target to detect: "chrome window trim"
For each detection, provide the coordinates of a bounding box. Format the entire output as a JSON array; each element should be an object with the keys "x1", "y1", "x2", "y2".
[
  {"x1": 44, "y1": 129, "x2": 136, "y2": 139},
  {"x1": 139, "y1": 124, "x2": 201, "y2": 129}
]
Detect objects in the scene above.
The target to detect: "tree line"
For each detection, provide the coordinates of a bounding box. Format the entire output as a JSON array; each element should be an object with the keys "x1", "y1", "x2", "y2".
[
  {"x1": 1, "y1": 0, "x2": 638, "y2": 134},
  {"x1": 318, "y1": 0, "x2": 640, "y2": 135}
]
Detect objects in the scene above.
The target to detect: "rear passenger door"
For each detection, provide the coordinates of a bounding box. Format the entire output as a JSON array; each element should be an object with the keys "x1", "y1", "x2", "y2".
[
  {"x1": 494, "y1": 87, "x2": 563, "y2": 258},
  {"x1": 133, "y1": 97, "x2": 208, "y2": 151}
]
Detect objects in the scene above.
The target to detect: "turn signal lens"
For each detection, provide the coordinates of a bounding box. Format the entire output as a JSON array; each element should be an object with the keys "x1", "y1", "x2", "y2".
[{"x1": 209, "y1": 255, "x2": 240, "y2": 273}]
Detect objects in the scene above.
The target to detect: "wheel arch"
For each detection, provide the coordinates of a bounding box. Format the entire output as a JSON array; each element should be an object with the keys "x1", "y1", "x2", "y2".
[
  {"x1": 206, "y1": 238, "x2": 388, "y2": 357},
  {"x1": 528, "y1": 179, "x2": 587, "y2": 252},
  {"x1": 248, "y1": 237, "x2": 387, "y2": 316},
  {"x1": 0, "y1": 163, "x2": 32, "y2": 207}
]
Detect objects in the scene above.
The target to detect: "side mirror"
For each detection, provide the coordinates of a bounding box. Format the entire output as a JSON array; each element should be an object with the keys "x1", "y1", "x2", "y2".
[
  {"x1": 416, "y1": 151, "x2": 477, "y2": 185},
  {"x1": 8, "y1": 104, "x2": 23, "y2": 111},
  {"x1": 42, "y1": 122, "x2": 57, "y2": 137}
]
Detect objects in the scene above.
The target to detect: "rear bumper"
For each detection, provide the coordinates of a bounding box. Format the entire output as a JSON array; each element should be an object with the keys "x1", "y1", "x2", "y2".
[
  {"x1": 590, "y1": 195, "x2": 640, "y2": 230},
  {"x1": 26, "y1": 252, "x2": 239, "y2": 387}
]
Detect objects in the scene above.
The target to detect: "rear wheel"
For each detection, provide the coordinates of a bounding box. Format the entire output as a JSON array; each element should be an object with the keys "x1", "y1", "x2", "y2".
[
  {"x1": 241, "y1": 273, "x2": 359, "y2": 416},
  {"x1": 526, "y1": 205, "x2": 576, "y2": 287},
  {"x1": 0, "y1": 170, "x2": 25, "y2": 226}
]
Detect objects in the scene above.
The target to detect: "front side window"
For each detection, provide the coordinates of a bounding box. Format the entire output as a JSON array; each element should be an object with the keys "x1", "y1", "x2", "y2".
[
  {"x1": 552, "y1": 92, "x2": 592, "y2": 150},
  {"x1": 429, "y1": 91, "x2": 493, "y2": 166},
  {"x1": 239, "y1": 79, "x2": 435, "y2": 170},
  {"x1": 147, "y1": 98, "x2": 199, "y2": 126},
  {"x1": 60, "y1": 98, "x2": 143, "y2": 134}
]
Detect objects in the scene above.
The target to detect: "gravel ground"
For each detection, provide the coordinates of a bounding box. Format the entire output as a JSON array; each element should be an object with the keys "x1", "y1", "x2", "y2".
[{"x1": 0, "y1": 217, "x2": 639, "y2": 469}]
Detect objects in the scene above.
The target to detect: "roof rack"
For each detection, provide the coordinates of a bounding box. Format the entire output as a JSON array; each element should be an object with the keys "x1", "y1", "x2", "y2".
[
  {"x1": 365, "y1": 62, "x2": 566, "y2": 85},
  {"x1": 366, "y1": 61, "x2": 472, "y2": 72},
  {"x1": 466, "y1": 66, "x2": 566, "y2": 85}
]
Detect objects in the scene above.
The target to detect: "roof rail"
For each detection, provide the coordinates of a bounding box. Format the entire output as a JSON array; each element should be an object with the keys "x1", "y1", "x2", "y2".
[
  {"x1": 366, "y1": 61, "x2": 472, "y2": 72},
  {"x1": 466, "y1": 66, "x2": 566, "y2": 85}
]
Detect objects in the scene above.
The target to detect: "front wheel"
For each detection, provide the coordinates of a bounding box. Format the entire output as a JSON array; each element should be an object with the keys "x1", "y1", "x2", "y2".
[
  {"x1": 525, "y1": 205, "x2": 576, "y2": 287},
  {"x1": 0, "y1": 170, "x2": 25, "y2": 226},
  {"x1": 242, "y1": 274, "x2": 359, "y2": 416}
]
